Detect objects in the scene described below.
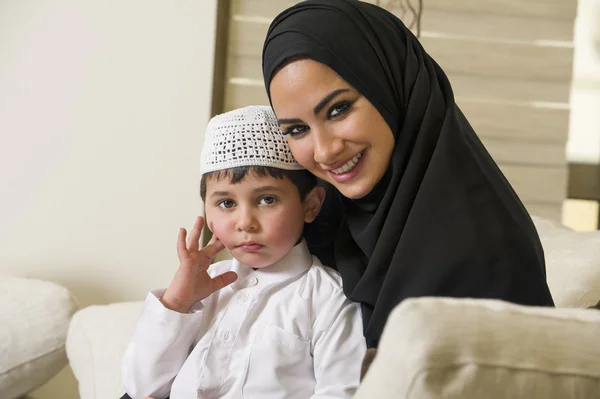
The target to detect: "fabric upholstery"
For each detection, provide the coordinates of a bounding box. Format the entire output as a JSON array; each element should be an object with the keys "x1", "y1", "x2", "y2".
[
  {"x1": 355, "y1": 297, "x2": 600, "y2": 399},
  {"x1": 0, "y1": 276, "x2": 77, "y2": 399},
  {"x1": 66, "y1": 301, "x2": 143, "y2": 399},
  {"x1": 532, "y1": 216, "x2": 600, "y2": 308}
]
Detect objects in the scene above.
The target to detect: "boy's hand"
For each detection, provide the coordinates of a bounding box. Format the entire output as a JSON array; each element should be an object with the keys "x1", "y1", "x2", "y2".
[{"x1": 160, "y1": 216, "x2": 237, "y2": 313}]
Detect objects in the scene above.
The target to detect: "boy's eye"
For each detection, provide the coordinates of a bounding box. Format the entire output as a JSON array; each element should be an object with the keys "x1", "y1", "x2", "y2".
[
  {"x1": 258, "y1": 196, "x2": 277, "y2": 205},
  {"x1": 328, "y1": 101, "x2": 351, "y2": 119},
  {"x1": 283, "y1": 125, "x2": 309, "y2": 137},
  {"x1": 217, "y1": 199, "x2": 235, "y2": 209}
]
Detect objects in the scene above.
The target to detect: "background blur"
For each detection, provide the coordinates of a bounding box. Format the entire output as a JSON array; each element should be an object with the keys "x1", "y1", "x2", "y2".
[
  {"x1": 0, "y1": 1, "x2": 217, "y2": 396},
  {"x1": 0, "y1": 0, "x2": 598, "y2": 397}
]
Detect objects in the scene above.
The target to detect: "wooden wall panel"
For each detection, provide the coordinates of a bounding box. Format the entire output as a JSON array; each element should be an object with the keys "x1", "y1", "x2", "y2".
[
  {"x1": 228, "y1": 19, "x2": 574, "y2": 82},
  {"x1": 219, "y1": 0, "x2": 578, "y2": 220},
  {"x1": 418, "y1": 9, "x2": 575, "y2": 42},
  {"x1": 423, "y1": 0, "x2": 577, "y2": 20},
  {"x1": 233, "y1": 0, "x2": 577, "y2": 22},
  {"x1": 525, "y1": 203, "x2": 564, "y2": 221},
  {"x1": 226, "y1": 55, "x2": 571, "y2": 103}
]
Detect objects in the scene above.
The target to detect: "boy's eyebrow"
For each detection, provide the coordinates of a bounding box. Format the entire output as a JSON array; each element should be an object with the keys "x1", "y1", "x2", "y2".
[
  {"x1": 253, "y1": 185, "x2": 285, "y2": 193},
  {"x1": 277, "y1": 88, "x2": 350, "y2": 125},
  {"x1": 209, "y1": 186, "x2": 284, "y2": 197},
  {"x1": 209, "y1": 190, "x2": 231, "y2": 198}
]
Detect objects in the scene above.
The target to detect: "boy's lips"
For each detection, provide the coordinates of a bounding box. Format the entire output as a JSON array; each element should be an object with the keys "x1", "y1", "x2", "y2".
[{"x1": 236, "y1": 242, "x2": 264, "y2": 251}]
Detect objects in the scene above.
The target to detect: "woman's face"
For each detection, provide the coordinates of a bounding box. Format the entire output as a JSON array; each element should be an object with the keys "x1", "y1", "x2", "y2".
[{"x1": 270, "y1": 59, "x2": 394, "y2": 199}]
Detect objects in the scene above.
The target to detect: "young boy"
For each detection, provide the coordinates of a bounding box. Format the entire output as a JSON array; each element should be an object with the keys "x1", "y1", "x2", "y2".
[{"x1": 121, "y1": 105, "x2": 367, "y2": 399}]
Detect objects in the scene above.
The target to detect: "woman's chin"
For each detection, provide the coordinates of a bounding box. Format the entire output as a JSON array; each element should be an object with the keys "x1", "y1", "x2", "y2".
[{"x1": 334, "y1": 180, "x2": 374, "y2": 199}]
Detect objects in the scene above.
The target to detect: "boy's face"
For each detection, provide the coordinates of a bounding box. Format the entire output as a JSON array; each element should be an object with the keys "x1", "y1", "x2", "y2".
[{"x1": 204, "y1": 172, "x2": 322, "y2": 269}]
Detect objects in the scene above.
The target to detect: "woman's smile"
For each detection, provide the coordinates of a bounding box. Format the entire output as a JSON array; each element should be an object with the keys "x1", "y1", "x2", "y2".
[
  {"x1": 270, "y1": 58, "x2": 394, "y2": 199},
  {"x1": 324, "y1": 151, "x2": 365, "y2": 183}
]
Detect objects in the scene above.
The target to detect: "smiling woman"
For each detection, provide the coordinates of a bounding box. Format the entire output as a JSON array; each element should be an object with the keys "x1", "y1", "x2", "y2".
[
  {"x1": 272, "y1": 62, "x2": 395, "y2": 199},
  {"x1": 263, "y1": 0, "x2": 555, "y2": 348}
]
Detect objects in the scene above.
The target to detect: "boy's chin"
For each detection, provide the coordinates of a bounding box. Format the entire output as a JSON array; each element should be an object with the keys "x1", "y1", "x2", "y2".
[{"x1": 231, "y1": 251, "x2": 272, "y2": 269}]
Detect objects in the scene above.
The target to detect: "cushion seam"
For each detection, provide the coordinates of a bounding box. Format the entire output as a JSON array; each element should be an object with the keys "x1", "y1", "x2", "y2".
[
  {"x1": 404, "y1": 357, "x2": 600, "y2": 397},
  {"x1": 0, "y1": 345, "x2": 65, "y2": 375}
]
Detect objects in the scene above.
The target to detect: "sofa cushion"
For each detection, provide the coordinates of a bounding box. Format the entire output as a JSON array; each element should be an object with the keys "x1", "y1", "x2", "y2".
[
  {"x1": 0, "y1": 276, "x2": 78, "y2": 399},
  {"x1": 355, "y1": 297, "x2": 600, "y2": 399},
  {"x1": 532, "y1": 216, "x2": 600, "y2": 308},
  {"x1": 66, "y1": 301, "x2": 144, "y2": 399}
]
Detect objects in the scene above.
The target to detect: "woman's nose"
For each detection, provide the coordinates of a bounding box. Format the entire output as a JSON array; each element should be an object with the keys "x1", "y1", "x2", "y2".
[{"x1": 313, "y1": 128, "x2": 344, "y2": 165}]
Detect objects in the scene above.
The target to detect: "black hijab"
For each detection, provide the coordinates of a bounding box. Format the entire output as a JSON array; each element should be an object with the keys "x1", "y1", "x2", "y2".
[{"x1": 263, "y1": 0, "x2": 554, "y2": 347}]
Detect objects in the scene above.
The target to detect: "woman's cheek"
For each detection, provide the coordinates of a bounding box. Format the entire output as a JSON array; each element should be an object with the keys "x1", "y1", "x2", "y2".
[{"x1": 287, "y1": 139, "x2": 313, "y2": 169}]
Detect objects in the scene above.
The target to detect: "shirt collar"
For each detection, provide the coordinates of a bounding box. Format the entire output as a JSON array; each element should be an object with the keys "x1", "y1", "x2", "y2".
[{"x1": 228, "y1": 239, "x2": 313, "y2": 291}]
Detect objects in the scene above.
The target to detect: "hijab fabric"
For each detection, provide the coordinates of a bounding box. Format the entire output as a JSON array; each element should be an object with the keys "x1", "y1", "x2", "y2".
[{"x1": 263, "y1": 0, "x2": 554, "y2": 347}]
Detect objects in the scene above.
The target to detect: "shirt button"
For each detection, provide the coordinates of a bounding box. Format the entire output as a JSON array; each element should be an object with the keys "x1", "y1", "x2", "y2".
[
  {"x1": 240, "y1": 293, "x2": 249, "y2": 302},
  {"x1": 248, "y1": 277, "x2": 258, "y2": 287},
  {"x1": 222, "y1": 331, "x2": 230, "y2": 342}
]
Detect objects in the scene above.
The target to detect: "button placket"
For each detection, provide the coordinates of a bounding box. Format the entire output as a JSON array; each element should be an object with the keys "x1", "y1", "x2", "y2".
[{"x1": 236, "y1": 276, "x2": 258, "y2": 304}]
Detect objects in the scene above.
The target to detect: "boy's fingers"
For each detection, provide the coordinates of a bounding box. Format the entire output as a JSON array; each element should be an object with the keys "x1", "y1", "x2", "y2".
[
  {"x1": 187, "y1": 216, "x2": 204, "y2": 252},
  {"x1": 199, "y1": 238, "x2": 225, "y2": 262},
  {"x1": 177, "y1": 228, "x2": 188, "y2": 257},
  {"x1": 211, "y1": 271, "x2": 238, "y2": 293},
  {"x1": 207, "y1": 233, "x2": 218, "y2": 246}
]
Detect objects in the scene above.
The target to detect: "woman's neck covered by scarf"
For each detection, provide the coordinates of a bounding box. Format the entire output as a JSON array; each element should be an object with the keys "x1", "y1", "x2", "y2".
[{"x1": 263, "y1": 0, "x2": 554, "y2": 348}]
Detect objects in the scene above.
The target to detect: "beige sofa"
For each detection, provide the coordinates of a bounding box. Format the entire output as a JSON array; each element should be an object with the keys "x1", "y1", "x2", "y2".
[
  {"x1": 0, "y1": 276, "x2": 78, "y2": 399},
  {"x1": 66, "y1": 216, "x2": 600, "y2": 398}
]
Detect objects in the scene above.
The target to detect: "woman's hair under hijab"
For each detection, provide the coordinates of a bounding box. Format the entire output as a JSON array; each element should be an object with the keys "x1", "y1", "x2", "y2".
[
  {"x1": 263, "y1": 0, "x2": 553, "y2": 348},
  {"x1": 200, "y1": 166, "x2": 317, "y2": 202}
]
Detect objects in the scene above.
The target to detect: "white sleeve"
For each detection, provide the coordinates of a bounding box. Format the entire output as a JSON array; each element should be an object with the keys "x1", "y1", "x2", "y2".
[
  {"x1": 121, "y1": 290, "x2": 204, "y2": 399},
  {"x1": 311, "y1": 293, "x2": 367, "y2": 398}
]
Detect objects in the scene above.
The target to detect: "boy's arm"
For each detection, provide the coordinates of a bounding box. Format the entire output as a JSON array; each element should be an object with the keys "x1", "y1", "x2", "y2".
[
  {"x1": 311, "y1": 293, "x2": 367, "y2": 398},
  {"x1": 121, "y1": 290, "x2": 204, "y2": 399},
  {"x1": 122, "y1": 216, "x2": 236, "y2": 398}
]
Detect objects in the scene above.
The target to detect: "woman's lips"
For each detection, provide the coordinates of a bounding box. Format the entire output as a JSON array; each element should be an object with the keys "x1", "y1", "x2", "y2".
[{"x1": 326, "y1": 151, "x2": 365, "y2": 183}]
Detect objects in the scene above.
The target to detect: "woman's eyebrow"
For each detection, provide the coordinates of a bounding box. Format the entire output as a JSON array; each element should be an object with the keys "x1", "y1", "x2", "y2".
[
  {"x1": 277, "y1": 88, "x2": 350, "y2": 125},
  {"x1": 313, "y1": 88, "x2": 349, "y2": 115},
  {"x1": 278, "y1": 117, "x2": 303, "y2": 125}
]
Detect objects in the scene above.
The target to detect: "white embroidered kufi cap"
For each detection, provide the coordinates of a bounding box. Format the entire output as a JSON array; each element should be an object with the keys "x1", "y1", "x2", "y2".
[{"x1": 200, "y1": 105, "x2": 304, "y2": 176}]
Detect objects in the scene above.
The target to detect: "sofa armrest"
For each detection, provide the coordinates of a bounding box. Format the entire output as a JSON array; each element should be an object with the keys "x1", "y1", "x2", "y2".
[
  {"x1": 355, "y1": 297, "x2": 600, "y2": 399},
  {"x1": 66, "y1": 302, "x2": 144, "y2": 399}
]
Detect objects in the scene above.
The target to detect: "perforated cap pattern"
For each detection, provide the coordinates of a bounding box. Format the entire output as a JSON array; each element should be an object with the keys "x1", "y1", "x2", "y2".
[{"x1": 200, "y1": 105, "x2": 303, "y2": 176}]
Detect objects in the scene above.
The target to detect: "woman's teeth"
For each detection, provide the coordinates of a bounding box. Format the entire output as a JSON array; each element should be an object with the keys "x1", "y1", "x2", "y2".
[{"x1": 331, "y1": 152, "x2": 362, "y2": 175}]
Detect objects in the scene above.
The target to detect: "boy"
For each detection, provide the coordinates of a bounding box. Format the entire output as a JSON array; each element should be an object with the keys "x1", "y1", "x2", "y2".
[{"x1": 122, "y1": 106, "x2": 367, "y2": 399}]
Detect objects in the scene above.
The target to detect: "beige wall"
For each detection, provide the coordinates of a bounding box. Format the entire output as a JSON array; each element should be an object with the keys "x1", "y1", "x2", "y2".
[
  {"x1": 562, "y1": 0, "x2": 600, "y2": 230},
  {"x1": 0, "y1": 0, "x2": 217, "y2": 396},
  {"x1": 568, "y1": 0, "x2": 600, "y2": 164}
]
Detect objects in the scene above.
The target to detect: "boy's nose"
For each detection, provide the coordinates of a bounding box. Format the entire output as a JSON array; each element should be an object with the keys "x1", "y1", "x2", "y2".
[{"x1": 236, "y1": 210, "x2": 258, "y2": 232}]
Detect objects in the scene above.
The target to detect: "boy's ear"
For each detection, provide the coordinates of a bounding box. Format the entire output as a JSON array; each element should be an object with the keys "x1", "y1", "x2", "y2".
[{"x1": 304, "y1": 185, "x2": 326, "y2": 223}]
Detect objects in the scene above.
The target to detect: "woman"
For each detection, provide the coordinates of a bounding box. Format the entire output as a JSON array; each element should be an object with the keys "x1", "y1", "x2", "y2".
[{"x1": 263, "y1": 0, "x2": 554, "y2": 348}]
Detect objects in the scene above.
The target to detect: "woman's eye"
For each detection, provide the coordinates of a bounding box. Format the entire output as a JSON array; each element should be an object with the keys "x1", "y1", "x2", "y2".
[
  {"x1": 329, "y1": 101, "x2": 351, "y2": 118},
  {"x1": 258, "y1": 196, "x2": 277, "y2": 205},
  {"x1": 283, "y1": 125, "x2": 309, "y2": 137},
  {"x1": 217, "y1": 200, "x2": 235, "y2": 209}
]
